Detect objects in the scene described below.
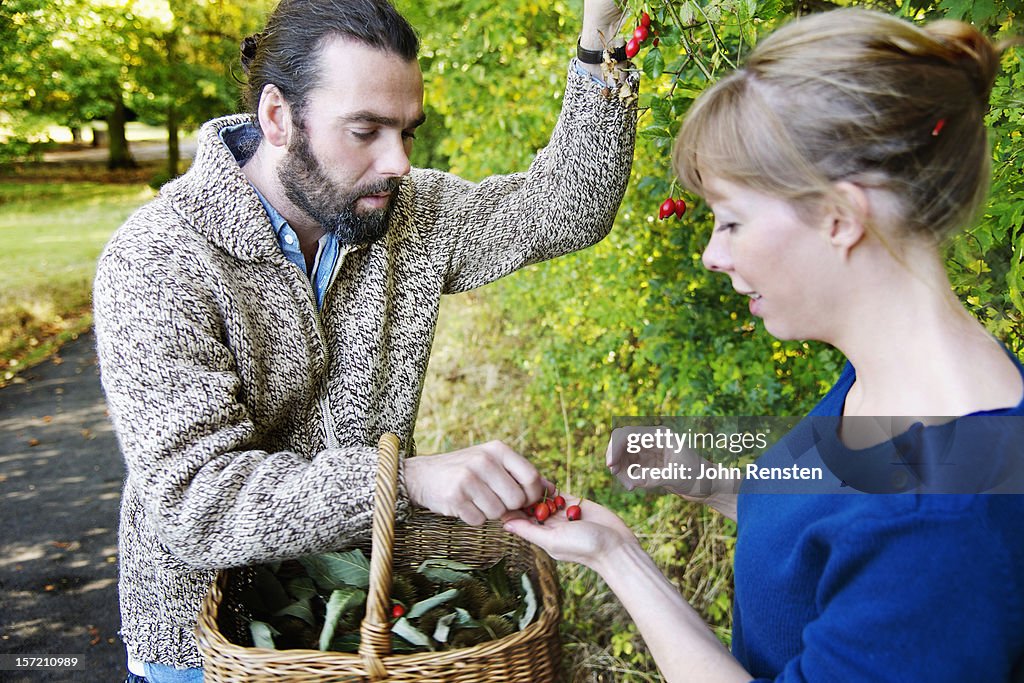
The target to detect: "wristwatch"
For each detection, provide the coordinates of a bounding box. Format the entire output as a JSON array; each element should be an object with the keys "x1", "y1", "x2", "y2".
[{"x1": 576, "y1": 37, "x2": 628, "y2": 64}]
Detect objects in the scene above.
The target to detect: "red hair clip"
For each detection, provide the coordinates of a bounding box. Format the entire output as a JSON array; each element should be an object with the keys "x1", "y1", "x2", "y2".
[{"x1": 931, "y1": 118, "x2": 947, "y2": 137}]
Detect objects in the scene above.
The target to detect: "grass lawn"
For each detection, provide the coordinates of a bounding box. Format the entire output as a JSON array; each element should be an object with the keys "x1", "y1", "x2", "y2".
[{"x1": 0, "y1": 180, "x2": 154, "y2": 381}]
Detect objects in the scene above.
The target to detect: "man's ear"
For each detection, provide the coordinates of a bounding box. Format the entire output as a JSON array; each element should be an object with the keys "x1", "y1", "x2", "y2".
[
  {"x1": 826, "y1": 181, "x2": 869, "y2": 259},
  {"x1": 257, "y1": 84, "x2": 291, "y2": 148}
]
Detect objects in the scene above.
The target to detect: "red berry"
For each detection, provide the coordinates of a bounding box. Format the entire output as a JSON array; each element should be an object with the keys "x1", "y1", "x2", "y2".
[
  {"x1": 566, "y1": 505, "x2": 582, "y2": 521},
  {"x1": 546, "y1": 499, "x2": 558, "y2": 515},
  {"x1": 633, "y1": 25, "x2": 649, "y2": 43},
  {"x1": 658, "y1": 197, "x2": 675, "y2": 220},
  {"x1": 553, "y1": 495, "x2": 566, "y2": 509},
  {"x1": 534, "y1": 503, "x2": 551, "y2": 522},
  {"x1": 674, "y1": 198, "x2": 687, "y2": 218},
  {"x1": 652, "y1": 37, "x2": 659, "y2": 48},
  {"x1": 391, "y1": 604, "x2": 406, "y2": 618},
  {"x1": 624, "y1": 37, "x2": 640, "y2": 58},
  {"x1": 525, "y1": 504, "x2": 536, "y2": 516},
  {"x1": 641, "y1": 11, "x2": 652, "y2": 28}
]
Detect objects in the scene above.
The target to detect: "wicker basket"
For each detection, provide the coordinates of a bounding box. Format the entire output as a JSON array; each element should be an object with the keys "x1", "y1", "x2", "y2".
[{"x1": 196, "y1": 433, "x2": 562, "y2": 681}]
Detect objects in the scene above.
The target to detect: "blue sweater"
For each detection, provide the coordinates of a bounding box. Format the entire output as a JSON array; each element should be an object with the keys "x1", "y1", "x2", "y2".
[{"x1": 731, "y1": 358, "x2": 1024, "y2": 682}]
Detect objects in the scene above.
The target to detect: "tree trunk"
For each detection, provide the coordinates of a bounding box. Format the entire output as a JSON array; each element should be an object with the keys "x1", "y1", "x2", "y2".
[
  {"x1": 167, "y1": 104, "x2": 180, "y2": 178},
  {"x1": 70, "y1": 126, "x2": 83, "y2": 144},
  {"x1": 107, "y1": 95, "x2": 136, "y2": 169}
]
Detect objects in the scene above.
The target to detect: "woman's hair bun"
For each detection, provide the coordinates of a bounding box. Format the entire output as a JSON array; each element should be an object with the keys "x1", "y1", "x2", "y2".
[
  {"x1": 240, "y1": 32, "x2": 262, "y2": 74},
  {"x1": 924, "y1": 20, "x2": 1001, "y2": 99}
]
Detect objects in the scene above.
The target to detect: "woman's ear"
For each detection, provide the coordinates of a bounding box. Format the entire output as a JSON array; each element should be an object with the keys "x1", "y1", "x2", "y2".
[
  {"x1": 826, "y1": 181, "x2": 869, "y2": 259},
  {"x1": 257, "y1": 84, "x2": 291, "y2": 148}
]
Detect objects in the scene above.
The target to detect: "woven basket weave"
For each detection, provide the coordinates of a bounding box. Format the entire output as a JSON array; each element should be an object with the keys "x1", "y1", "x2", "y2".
[{"x1": 196, "y1": 433, "x2": 562, "y2": 681}]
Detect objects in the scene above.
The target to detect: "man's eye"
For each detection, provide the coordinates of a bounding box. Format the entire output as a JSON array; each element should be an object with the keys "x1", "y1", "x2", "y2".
[
  {"x1": 352, "y1": 130, "x2": 377, "y2": 141},
  {"x1": 402, "y1": 131, "x2": 417, "y2": 141}
]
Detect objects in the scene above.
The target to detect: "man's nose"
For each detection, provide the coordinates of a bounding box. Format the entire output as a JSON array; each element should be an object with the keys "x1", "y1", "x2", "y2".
[{"x1": 378, "y1": 137, "x2": 412, "y2": 177}]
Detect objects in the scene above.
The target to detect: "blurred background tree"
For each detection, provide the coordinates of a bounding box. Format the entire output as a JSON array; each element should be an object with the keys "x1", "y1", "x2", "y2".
[{"x1": 0, "y1": 0, "x2": 271, "y2": 172}]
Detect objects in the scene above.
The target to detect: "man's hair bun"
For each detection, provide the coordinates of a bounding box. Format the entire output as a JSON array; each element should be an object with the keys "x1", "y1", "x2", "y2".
[{"x1": 240, "y1": 33, "x2": 262, "y2": 74}]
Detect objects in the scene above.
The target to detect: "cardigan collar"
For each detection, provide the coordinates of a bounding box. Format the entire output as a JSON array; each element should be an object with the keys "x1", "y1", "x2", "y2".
[{"x1": 160, "y1": 115, "x2": 280, "y2": 262}]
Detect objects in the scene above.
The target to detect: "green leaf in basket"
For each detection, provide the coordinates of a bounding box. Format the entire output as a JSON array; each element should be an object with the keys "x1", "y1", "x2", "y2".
[
  {"x1": 319, "y1": 587, "x2": 366, "y2": 651},
  {"x1": 252, "y1": 564, "x2": 291, "y2": 612},
  {"x1": 286, "y1": 576, "x2": 318, "y2": 601},
  {"x1": 299, "y1": 549, "x2": 370, "y2": 591},
  {"x1": 432, "y1": 611, "x2": 458, "y2": 643},
  {"x1": 249, "y1": 620, "x2": 280, "y2": 649},
  {"x1": 517, "y1": 573, "x2": 537, "y2": 630},
  {"x1": 408, "y1": 587, "x2": 459, "y2": 619},
  {"x1": 481, "y1": 557, "x2": 512, "y2": 599},
  {"x1": 417, "y1": 558, "x2": 474, "y2": 584},
  {"x1": 274, "y1": 596, "x2": 316, "y2": 626},
  {"x1": 433, "y1": 606, "x2": 481, "y2": 643},
  {"x1": 392, "y1": 616, "x2": 434, "y2": 650},
  {"x1": 327, "y1": 633, "x2": 362, "y2": 653}
]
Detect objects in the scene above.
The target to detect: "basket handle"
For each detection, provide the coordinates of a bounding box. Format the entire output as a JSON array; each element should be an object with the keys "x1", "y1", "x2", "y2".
[{"x1": 358, "y1": 432, "x2": 400, "y2": 679}]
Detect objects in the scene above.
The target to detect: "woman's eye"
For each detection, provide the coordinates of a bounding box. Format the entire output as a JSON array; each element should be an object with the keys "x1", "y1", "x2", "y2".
[{"x1": 717, "y1": 222, "x2": 739, "y2": 232}]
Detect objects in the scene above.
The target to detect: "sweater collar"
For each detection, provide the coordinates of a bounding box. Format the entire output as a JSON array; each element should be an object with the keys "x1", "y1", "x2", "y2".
[{"x1": 160, "y1": 114, "x2": 280, "y2": 262}]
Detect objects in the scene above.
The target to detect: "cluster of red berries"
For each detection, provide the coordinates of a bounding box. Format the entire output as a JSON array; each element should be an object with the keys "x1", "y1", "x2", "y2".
[
  {"x1": 391, "y1": 603, "x2": 406, "y2": 619},
  {"x1": 625, "y1": 12, "x2": 655, "y2": 58},
  {"x1": 659, "y1": 196, "x2": 687, "y2": 220},
  {"x1": 524, "y1": 491, "x2": 582, "y2": 523}
]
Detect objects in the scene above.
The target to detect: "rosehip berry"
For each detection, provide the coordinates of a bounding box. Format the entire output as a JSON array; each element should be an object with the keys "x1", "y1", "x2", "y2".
[
  {"x1": 641, "y1": 11, "x2": 652, "y2": 28},
  {"x1": 633, "y1": 25, "x2": 649, "y2": 43},
  {"x1": 546, "y1": 499, "x2": 558, "y2": 515},
  {"x1": 674, "y1": 198, "x2": 687, "y2": 218},
  {"x1": 534, "y1": 503, "x2": 551, "y2": 523},
  {"x1": 566, "y1": 505, "x2": 582, "y2": 521},
  {"x1": 652, "y1": 37, "x2": 659, "y2": 48},
  {"x1": 624, "y1": 37, "x2": 640, "y2": 58},
  {"x1": 391, "y1": 604, "x2": 406, "y2": 618},
  {"x1": 553, "y1": 495, "x2": 566, "y2": 509},
  {"x1": 658, "y1": 197, "x2": 675, "y2": 220}
]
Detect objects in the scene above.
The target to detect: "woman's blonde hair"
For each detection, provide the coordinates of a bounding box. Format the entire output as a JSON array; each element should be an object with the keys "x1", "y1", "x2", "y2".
[{"x1": 674, "y1": 8, "x2": 1019, "y2": 241}]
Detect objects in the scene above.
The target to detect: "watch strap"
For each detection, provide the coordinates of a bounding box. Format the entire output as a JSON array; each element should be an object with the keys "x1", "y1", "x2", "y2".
[{"x1": 576, "y1": 37, "x2": 627, "y2": 64}]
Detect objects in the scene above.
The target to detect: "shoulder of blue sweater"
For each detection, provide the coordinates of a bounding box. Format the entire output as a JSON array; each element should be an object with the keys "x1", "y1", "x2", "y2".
[{"x1": 800, "y1": 493, "x2": 1023, "y2": 531}]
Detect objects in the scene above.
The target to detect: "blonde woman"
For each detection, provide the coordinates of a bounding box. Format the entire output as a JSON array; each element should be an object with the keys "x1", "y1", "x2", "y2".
[{"x1": 506, "y1": 9, "x2": 1024, "y2": 682}]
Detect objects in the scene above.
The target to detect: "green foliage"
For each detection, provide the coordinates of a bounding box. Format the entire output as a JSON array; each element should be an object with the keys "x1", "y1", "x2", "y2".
[
  {"x1": 0, "y1": 0, "x2": 270, "y2": 170},
  {"x1": 395, "y1": 0, "x2": 578, "y2": 179}
]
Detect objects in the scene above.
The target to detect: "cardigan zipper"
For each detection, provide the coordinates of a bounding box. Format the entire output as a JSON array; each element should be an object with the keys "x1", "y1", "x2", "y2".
[
  {"x1": 305, "y1": 245, "x2": 354, "y2": 451},
  {"x1": 298, "y1": 269, "x2": 339, "y2": 450}
]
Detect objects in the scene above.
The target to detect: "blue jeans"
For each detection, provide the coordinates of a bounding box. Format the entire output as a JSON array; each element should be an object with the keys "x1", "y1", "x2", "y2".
[{"x1": 124, "y1": 663, "x2": 204, "y2": 683}]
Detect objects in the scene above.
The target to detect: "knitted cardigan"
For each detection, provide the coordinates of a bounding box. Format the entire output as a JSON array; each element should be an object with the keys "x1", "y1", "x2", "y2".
[{"x1": 93, "y1": 64, "x2": 636, "y2": 668}]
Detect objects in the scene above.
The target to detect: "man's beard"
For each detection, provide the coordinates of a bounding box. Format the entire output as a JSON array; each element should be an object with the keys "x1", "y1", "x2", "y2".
[{"x1": 277, "y1": 125, "x2": 399, "y2": 246}]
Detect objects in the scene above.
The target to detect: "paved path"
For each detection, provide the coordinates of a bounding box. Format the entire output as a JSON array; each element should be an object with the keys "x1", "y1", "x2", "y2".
[
  {"x1": 41, "y1": 137, "x2": 198, "y2": 164},
  {"x1": 0, "y1": 331, "x2": 126, "y2": 682}
]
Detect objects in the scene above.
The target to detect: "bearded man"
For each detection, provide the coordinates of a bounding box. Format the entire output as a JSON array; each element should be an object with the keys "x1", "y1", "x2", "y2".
[{"x1": 93, "y1": 0, "x2": 636, "y2": 680}]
